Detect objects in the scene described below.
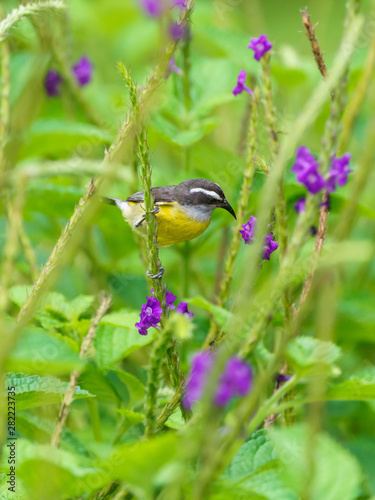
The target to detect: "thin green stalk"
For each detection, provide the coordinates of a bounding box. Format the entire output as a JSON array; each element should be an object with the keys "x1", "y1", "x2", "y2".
[
  {"x1": 0, "y1": 0, "x2": 66, "y2": 41},
  {"x1": 261, "y1": 53, "x2": 288, "y2": 256}
]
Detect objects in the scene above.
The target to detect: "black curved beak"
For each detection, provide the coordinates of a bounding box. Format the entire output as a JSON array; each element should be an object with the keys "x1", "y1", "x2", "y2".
[{"x1": 222, "y1": 199, "x2": 237, "y2": 220}]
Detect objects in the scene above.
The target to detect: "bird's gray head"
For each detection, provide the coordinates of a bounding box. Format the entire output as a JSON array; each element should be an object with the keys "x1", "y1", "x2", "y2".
[{"x1": 175, "y1": 179, "x2": 236, "y2": 219}]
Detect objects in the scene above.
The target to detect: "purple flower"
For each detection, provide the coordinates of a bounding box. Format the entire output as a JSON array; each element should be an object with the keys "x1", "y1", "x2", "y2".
[
  {"x1": 140, "y1": 0, "x2": 164, "y2": 16},
  {"x1": 183, "y1": 351, "x2": 214, "y2": 410},
  {"x1": 168, "y1": 56, "x2": 183, "y2": 75},
  {"x1": 72, "y1": 56, "x2": 93, "y2": 86},
  {"x1": 214, "y1": 357, "x2": 253, "y2": 406},
  {"x1": 169, "y1": 21, "x2": 188, "y2": 40},
  {"x1": 176, "y1": 302, "x2": 194, "y2": 319},
  {"x1": 291, "y1": 146, "x2": 317, "y2": 178},
  {"x1": 239, "y1": 216, "x2": 257, "y2": 244},
  {"x1": 135, "y1": 296, "x2": 162, "y2": 335},
  {"x1": 326, "y1": 153, "x2": 352, "y2": 193},
  {"x1": 233, "y1": 69, "x2": 254, "y2": 97},
  {"x1": 173, "y1": 0, "x2": 187, "y2": 6},
  {"x1": 165, "y1": 290, "x2": 177, "y2": 310},
  {"x1": 45, "y1": 70, "x2": 62, "y2": 97},
  {"x1": 291, "y1": 147, "x2": 325, "y2": 194},
  {"x1": 183, "y1": 353, "x2": 252, "y2": 409},
  {"x1": 294, "y1": 197, "x2": 306, "y2": 214},
  {"x1": 263, "y1": 234, "x2": 278, "y2": 260},
  {"x1": 248, "y1": 34, "x2": 273, "y2": 61},
  {"x1": 297, "y1": 164, "x2": 325, "y2": 194}
]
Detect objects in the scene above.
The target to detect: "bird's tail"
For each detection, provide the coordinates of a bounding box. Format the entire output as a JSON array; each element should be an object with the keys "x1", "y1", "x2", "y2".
[{"x1": 100, "y1": 196, "x2": 120, "y2": 207}]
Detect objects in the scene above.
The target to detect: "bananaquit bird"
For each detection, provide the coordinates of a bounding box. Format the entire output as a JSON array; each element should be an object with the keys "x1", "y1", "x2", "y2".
[{"x1": 102, "y1": 178, "x2": 236, "y2": 247}]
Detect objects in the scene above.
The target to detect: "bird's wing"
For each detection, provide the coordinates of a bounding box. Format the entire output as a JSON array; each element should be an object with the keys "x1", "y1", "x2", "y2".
[{"x1": 126, "y1": 186, "x2": 176, "y2": 204}]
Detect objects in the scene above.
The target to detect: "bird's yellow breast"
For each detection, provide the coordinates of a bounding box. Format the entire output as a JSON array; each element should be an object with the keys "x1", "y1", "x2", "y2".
[{"x1": 124, "y1": 201, "x2": 210, "y2": 246}]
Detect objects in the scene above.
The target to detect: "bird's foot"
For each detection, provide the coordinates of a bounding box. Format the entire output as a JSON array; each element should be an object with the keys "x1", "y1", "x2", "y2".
[
  {"x1": 146, "y1": 265, "x2": 165, "y2": 280},
  {"x1": 146, "y1": 206, "x2": 160, "y2": 216}
]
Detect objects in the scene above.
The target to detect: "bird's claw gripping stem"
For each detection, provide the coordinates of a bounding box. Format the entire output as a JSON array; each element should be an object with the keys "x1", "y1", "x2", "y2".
[{"x1": 146, "y1": 266, "x2": 164, "y2": 279}]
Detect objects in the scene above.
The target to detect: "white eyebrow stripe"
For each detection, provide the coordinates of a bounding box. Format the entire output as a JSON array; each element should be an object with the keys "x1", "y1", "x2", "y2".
[{"x1": 190, "y1": 188, "x2": 222, "y2": 200}]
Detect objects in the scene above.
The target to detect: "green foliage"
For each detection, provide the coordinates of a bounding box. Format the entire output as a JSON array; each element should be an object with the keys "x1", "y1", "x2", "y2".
[
  {"x1": 1, "y1": 0, "x2": 375, "y2": 498},
  {"x1": 5, "y1": 373, "x2": 93, "y2": 409}
]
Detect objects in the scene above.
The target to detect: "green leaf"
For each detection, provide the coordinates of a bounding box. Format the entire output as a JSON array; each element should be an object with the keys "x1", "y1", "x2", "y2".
[
  {"x1": 222, "y1": 430, "x2": 296, "y2": 500},
  {"x1": 5, "y1": 373, "x2": 93, "y2": 410},
  {"x1": 95, "y1": 310, "x2": 156, "y2": 368},
  {"x1": 112, "y1": 369, "x2": 145, "y2": 406},
  {"x1": 42, "y1": 292, "x2": 95, "y2": 321},
  {"x1": 188, "y1": 296, "x2": 232, "y2": 328},
  {"x1": 5, "y1": 328, "x2": 83, "y2": 375},
  {"x1": 270, "y1": 425, "x2": 362, "y2": 500},
  {"x1": 286, "y1": 337, "x2": 341, "y2": 377}
]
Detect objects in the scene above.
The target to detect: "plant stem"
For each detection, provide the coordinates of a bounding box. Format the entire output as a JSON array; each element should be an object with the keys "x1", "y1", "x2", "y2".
[{"x1": 261, "y1": 53, "x2": 288, "y2": 256}]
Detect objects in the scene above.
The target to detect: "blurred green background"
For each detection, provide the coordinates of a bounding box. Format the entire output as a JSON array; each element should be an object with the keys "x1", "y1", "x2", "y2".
[{"x1": 1, "y1": 0, "x2": 375, "y2": 498}]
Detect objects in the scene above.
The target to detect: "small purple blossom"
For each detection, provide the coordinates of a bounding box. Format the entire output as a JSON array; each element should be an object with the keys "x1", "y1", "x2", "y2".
[
  {"x1": 140, "y1": 0, "x2": 164, "y2": 17},
  {"x1": 263, "y1": 234, "x2": 278, "y2": 260},
  {"x1": 291, "y1": 147, "x2": 325, "y2": 194},
  {"x1": 169, "y1": 21, "x2": 188, "y2": 40},
  {"x1": 135, "y1": 296, "x2": 162, "y2": 335},
  {"x1": 291, "y1": 146, "x2": 318, "y2": 178},
  {"x1": 176, "y1": 302, "x2": 194, "y2": 319},
  {"x1": 173, "y1": 0, "x2": 187, "y2": 6},
  {"x1": 168, "y1": 56, "x2": 183, "y2": 75},
  {"x1": 72, "y1": 56, "x2": 93, "y2": 86},
  {"x1": 294, "y1": 197, "x2": 306, "y2": 214},
  {"x1": 248, "y1": 34, "x2": 273, "y2": 61},
  {"x1": 214, "y1": 357, "x2": 253, "y2": 406},
  {"x1": 239, "y1": 216, "x2": 257, "y2": 244},
  {"x1": 326, "y1": 153, "x2": 352, "y2": 193},
  {"x1": 183, "y1": 353, "x2": 253, "y2": 410},
  {"x1": 297, "y1": 164, "x2": 326, "y2": 194},
  {"x1": 45, "y1": 70, "x2": 62, "y2": 97},
  {"x1": 165, "y1": 290, "x2": 177, "y2": 310},
  {"x1": 233, "y1": 69, "x2": 254, "y2": 97}
]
